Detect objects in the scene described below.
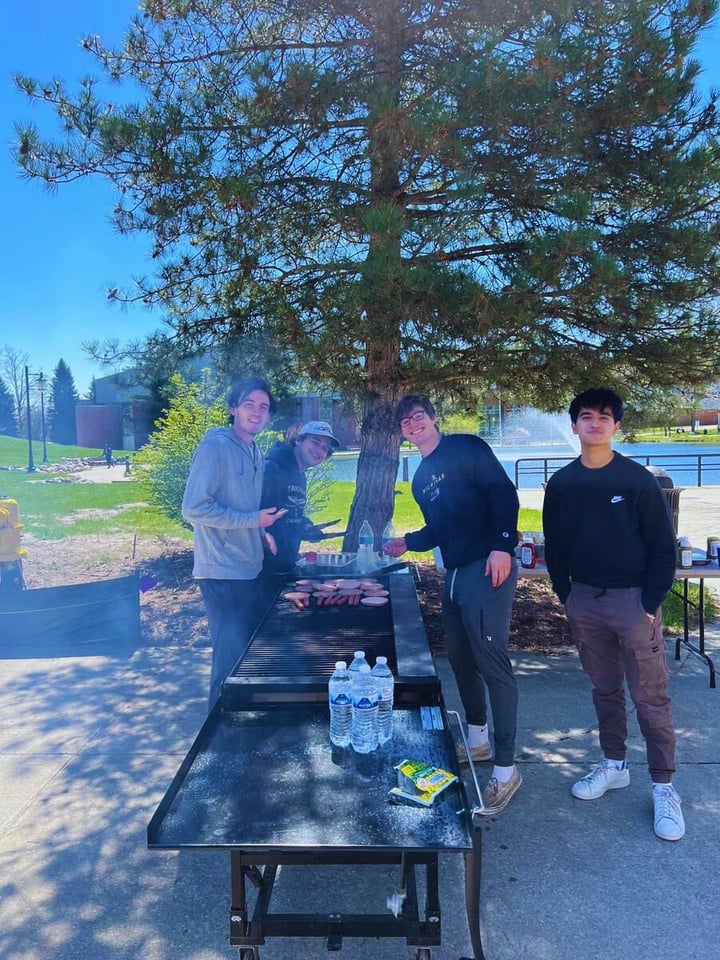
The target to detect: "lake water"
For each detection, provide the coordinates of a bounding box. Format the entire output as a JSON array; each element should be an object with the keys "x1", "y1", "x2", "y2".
[{"x1": 328, "y1": 441, "x2": 720, "y2": 488}]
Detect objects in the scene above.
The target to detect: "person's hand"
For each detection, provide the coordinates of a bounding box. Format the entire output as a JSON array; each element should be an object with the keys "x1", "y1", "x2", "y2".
[
  {"x1": 486, "y1": 550, "x2": 511, "y2": 587},
  {"x1": 262, "y1": 531, "x2": 278, "y2": 555},
  {"x1": 259, "y1": 507, "x2": 288, "y2": 528},
  {"x1": 383, "y1": 536, "x2": 407, "y2": 558}
]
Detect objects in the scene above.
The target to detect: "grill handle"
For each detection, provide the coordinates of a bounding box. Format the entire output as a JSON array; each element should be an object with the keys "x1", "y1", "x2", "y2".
[
  {"x1": 363, "y1": 561, "x2": 409, "y2": 577},
  {"x1": 448, "y1": 709, "x2": 485, "y2": 818}
]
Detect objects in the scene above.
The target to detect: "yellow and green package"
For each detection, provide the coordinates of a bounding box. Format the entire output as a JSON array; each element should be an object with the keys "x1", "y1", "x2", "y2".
[{"x1": 388, "y1": 758, "x2": 458, "y2": 807}]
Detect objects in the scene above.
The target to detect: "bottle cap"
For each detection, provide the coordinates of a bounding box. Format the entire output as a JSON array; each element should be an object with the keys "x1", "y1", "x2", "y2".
[
  {"x1": 335, "y1": 661, "x2": 347, "y2": 669},
  {"x1": 376, "y1": 656, "x2": 387, "y2": 665},
  {"x1": 354, "y1": 650, "x2": 365, "y2": 658}
]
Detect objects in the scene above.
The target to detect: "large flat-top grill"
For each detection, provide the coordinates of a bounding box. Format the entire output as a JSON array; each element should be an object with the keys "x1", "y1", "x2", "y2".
[
  {"x1": 222, "y1": 571, "x2": 438, "y2": 710},
  {"x1": 148, "y1": 569, "x2": 486, "y2": 960}
]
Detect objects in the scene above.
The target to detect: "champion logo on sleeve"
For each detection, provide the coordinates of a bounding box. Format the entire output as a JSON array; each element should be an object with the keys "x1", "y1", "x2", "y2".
[{"x1": 610, "y1": 495, "x2": 625, "y2": 504}]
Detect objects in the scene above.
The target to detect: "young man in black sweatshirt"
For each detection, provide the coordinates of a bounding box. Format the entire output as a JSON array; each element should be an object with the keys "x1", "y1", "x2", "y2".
[
  {"x1": 543, "y1": 388, "x2": 684, "y2": 840},
  {"x1": 384, "y1": 394, "x2": 521, "y2": 816},
  {"x1": 260, "y1": 420, "x2": 341, "y2": 577}
]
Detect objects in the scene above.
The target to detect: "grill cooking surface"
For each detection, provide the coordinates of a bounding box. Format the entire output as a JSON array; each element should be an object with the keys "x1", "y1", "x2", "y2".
[
  {"x1": 232, "y1": 599, "x2": 396, "y2": 677},
  {"x1": 221, "y1": 571, "x2": 437, "y2": 710}
]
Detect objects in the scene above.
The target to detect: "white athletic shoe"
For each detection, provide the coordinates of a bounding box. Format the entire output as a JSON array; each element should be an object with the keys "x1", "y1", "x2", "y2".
[
  {"x1": 571, "y1": 759, "x2": 630, "y2": 800},
  {"x1": 653, "y1": 784, "x2": 685, "y2": 841}
]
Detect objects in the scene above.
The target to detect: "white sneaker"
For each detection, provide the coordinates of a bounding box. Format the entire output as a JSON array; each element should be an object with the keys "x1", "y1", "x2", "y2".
[
  {"x1": 571, "y1": 759, "x2": 630, "y2": 800},
  {"x1": 653, "y1": 784, "x2": 685, "y2": 841}
]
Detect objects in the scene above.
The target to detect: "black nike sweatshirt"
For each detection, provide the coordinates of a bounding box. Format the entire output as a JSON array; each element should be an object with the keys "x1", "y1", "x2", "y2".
[{"x1": 542, "y1": 453, "x2": 676, "y2": 613}]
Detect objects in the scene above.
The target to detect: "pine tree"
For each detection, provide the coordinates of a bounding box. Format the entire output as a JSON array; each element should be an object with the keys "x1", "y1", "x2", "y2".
[
  {"x1": 48, "y1": 359, "x2": 80, "y2": 445},
  {"x1": 13, "y1": 0, "x2": 720, "y2": 540},
  {"x1": 0, "y1": 377, "x2": 18, "y2": 437}
]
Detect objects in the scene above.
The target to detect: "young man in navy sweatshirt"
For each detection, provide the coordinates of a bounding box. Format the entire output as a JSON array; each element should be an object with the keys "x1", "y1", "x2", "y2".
[
  {"x1": 384, "y1": 394, "x2": 521, "y2": 816},
  {"x1": 543, "y1": 388, "x2": 684, "y2": 840}
]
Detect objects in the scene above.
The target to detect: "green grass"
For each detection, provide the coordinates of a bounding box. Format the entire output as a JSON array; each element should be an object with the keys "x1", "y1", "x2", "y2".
[
  {"x1": 0, "y1": 463, "x2": 188, "y2": 540},
  {"x1": 1, "y1": 445, "x2": 542, "y2": 544},
  {"x1": 626, "y1": 428, "x2": 720, "y2": 444},
  {"x1": 0, "y1": 435, "x2": 106, "y2": 468},
  {"x1": 307, "y1": 480, "x2": 541, "y2": 558}
]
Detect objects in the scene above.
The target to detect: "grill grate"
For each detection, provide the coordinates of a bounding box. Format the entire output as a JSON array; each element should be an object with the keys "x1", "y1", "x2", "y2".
[{"x1": 231, "y1": 601, "x2": 397, "y2": 678}]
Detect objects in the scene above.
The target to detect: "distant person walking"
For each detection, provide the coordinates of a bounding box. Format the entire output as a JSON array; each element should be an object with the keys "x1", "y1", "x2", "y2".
[
  {"x1": 182, "y1": 376, "x2": 287, "y2": 708},
  {"x1": 384, "y1": 394, "x2": 522, "y2": 816},
  {"x1": 543, "y1": 387, "x2": 684, "y2": 841},
  {"x1": 102, "y1": 444, "x2": 113, "y2": 468}
]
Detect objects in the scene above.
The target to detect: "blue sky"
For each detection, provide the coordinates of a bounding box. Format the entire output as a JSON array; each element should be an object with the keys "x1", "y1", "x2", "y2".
[{"x1": 1, "y1": 3, "x2": 719, "y2": 394}]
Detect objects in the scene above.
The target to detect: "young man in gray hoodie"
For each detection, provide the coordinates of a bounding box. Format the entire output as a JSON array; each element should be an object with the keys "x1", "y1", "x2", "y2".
[{"x1": 182, "y1": 376, "x2": 287, "y2": 707}]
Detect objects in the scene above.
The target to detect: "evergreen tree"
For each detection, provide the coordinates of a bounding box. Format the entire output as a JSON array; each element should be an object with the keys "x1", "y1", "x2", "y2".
[
  {"x1": 48, "y1": 359, "x2": 80, "y2": 444},
  {"x1": 13, "y1": 0, "x2": 720, "y2": 541},
  {"x1": 0, "y1": 377, "x2": 18, "y2": 437}
]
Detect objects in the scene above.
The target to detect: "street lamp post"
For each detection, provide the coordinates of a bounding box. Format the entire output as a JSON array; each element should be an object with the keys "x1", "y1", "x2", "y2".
[
  {"x1": 37, "y1": 372, "x2": 48, "y2": 463},
  {"x1": 24, "y1": 366, "x2": 35, "y2": 474},
  {"x1": 24, "y1": 368, "x2": 49, "y2": 471}
]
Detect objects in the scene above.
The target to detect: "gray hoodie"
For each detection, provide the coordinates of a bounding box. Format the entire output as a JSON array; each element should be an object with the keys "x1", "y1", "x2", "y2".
[{"x1": 181, "y1": 427, "x2": 265, "y2": 580}]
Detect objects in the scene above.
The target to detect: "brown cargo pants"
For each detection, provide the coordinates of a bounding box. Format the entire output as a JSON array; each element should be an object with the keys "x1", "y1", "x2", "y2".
[{"x1": 565, "y1": 582, "x2": 676, "y2": 782}]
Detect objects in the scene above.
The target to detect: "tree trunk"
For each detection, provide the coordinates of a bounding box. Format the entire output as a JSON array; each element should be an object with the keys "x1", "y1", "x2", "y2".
[
  {"x1": 342, "y1": 9, "x2": 406, "y2": 553},
  {"x1": 345, "y1": 382, "x2": 401, "y2": 553}
]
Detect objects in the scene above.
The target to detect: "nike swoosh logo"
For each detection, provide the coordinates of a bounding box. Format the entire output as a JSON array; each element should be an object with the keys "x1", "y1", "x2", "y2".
[{"x1": 611, "y1": 495, "x2": 625, "y2": 503}]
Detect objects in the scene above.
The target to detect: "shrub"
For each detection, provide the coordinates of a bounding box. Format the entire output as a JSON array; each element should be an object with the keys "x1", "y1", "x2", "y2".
[
  {"x1": 133, "y1": 373, "x2": 328, "y2": 525},
  {"x1": 134, "y1": 374, "x2": 227, "y2": 524}
]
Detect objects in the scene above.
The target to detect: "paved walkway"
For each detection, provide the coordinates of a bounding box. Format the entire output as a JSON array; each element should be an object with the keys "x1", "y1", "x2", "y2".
[
  {"x1": 0, "y1": 485, "x2": 717, "y2": 960},
  {"x1": 0, "y1": 632, "x2": 716, "y2": 960},
  {"x1": 69, "y1": 462, "x2": 135, "y2": 483}
]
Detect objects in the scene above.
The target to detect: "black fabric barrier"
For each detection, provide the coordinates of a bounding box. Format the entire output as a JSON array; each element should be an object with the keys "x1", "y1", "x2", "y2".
[{"x1": 0, "y1": 573, "x2": 140, "y2": 654}]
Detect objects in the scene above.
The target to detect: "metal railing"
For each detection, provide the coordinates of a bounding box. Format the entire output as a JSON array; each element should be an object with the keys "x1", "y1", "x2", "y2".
[{"x1": 514, "y1": 452, "x2": 720, "y2": 488}]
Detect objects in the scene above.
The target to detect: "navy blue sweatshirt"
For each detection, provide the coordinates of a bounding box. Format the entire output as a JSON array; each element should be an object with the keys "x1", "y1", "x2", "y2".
[
  {"x1": 542, "y1": 453, "x2": 676, "y2": 614},
  {"x1": 404, "y1": 434, "x2": 519, "y2": 569},
  {"x1": 260, "y1": 442, "x2": 321, "y2": 573}
]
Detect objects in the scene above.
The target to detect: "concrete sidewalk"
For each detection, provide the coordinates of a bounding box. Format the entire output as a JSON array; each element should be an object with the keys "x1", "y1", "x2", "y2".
[{"x1": 0, "y1": 615, "x2": 717, "y2": 960}]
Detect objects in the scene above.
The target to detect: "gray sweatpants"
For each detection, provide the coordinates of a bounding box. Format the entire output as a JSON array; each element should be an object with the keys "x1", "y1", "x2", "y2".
[{"x1": 442, "y1": 558, "x2": 519, "y2": 767}]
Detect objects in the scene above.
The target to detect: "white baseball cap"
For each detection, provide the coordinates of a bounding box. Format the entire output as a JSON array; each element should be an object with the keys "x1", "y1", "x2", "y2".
[{"x1": 298, "y1": 421, "x2": 340, "y2": 447}]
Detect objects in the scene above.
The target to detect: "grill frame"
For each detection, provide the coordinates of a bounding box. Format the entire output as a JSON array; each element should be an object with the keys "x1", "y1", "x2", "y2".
[{"x1": 147, "y1": 567, "x2": 487, "y2": 960}]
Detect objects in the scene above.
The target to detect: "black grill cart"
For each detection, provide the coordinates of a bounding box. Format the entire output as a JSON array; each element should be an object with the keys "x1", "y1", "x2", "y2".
[{"x1": 148, "y1": 570, "x2": 486, "y2": 960}]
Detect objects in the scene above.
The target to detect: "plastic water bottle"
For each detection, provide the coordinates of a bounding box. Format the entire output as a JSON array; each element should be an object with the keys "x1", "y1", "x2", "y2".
[
  {"x1": 357, "y1": 519, "x2": 375, "y2": 573},
  {"x1": 351, "y1": 663, "x2": 379, "y2": 753},
  {"x1": 381, "y1": 520, "x2": 395, "y2": 560},
  {"x1": 348, "y1": 650, "x2": 369, "y2": 724},
  {"x1": 348, "y1": 650, "x2": 369, "y2": 680},
  {"x1": 371, "y1": 655, "x2": 394, "y2": 744},
  {"x1": 328, "y1": 661, "x2": 353, "y2": 747}
]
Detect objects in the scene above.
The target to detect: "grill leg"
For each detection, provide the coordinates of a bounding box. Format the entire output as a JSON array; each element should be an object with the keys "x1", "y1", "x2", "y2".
[
  {"x1": 230, "y1": 853, "x2": 266, "y2": 946},
  {"x1": 464, "y1": 821, "x2": 487, "y2": 960}
]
